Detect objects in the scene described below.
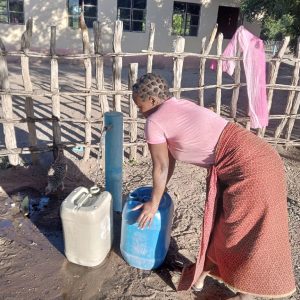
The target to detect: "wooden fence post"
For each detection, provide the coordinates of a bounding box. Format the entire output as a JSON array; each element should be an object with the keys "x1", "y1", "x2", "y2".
[
  {"x1": 275, "y1": 37, "x2": 300, "y2": 139},
  {"x1": 198, "y1": 36, "x2": 206, "y2": 106},
  {"x1": 231, "y1": 47, "x2": 241, "y2": 120},
  {"x1": 215, "y1": 33, "x2": 223, "y2": 115},
  {"x1": 173, "y1": 36, "x2": 185, "y2": 99},
  {"x1": 113, "y1": 20, "x2": 123, "y2": 112},
  {"x1": 258, "y1": 36, "x2": 290, "y2": 137},
  {"x1": 286, "y1": 88, "x2": 300, "y2": 144},
  {"x1": 142, "y1": 143, "x2": 148, "y2": 157},
  {"x1": 128, "y1": 63, "x2": 138, "y2": 160},
  {"x1": 50, "y1": 26, "x2": 62, "y2": 159},
  {"x1": 80, "y1": 14, "x2": 92, "y2": 160},
  {"x1": 198, "y1": 24, "x2": 218, "y2": 106},
  {"x1": 147, "y1": 23, "x2": 155, "y2": 73},
  {"x1": 0, "y1": 38, "x2": 20, "y2": 165},
  {"x1": 20, "y1": 18, "x2": 39, "y2": 164},
  {"x1": 93, "y1": 21, "x2": 109, "y2": 114}
]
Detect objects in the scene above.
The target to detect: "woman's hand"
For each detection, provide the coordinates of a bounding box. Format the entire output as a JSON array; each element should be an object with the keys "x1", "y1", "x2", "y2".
[
  {"x1": 131, "y1": 142, "x2": 174, "y2": 229},
  {"x1": 132, "y1": 200, "x2": 159, "y2": 229}
]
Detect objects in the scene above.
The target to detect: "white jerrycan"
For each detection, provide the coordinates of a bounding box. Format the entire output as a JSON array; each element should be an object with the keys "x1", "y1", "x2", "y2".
[{"x1": 60, "y1": 186, "x2": 113, "y2": 267}]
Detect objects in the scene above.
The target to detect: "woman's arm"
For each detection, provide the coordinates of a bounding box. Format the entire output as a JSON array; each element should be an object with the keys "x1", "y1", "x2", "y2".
[
  {"x1": 167, "y1": 150, "x2": 176, "y2": 185},
  {"x1": 150, "y1": 142, "x2": 170, "y2": 206},
  {"x1": 133, "y1": 142, "x2": 173, "y2": 229}
]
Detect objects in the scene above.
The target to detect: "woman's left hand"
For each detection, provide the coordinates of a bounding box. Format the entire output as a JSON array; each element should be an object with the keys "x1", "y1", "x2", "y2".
[{"x1": 132, "y1": 200, "x2": 159, "y2": 229}]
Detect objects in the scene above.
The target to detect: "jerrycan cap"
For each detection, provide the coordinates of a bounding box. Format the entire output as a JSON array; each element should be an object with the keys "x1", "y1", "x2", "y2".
[{"x1": 89, "y1": 186, "x2": 100, "y2": 195}]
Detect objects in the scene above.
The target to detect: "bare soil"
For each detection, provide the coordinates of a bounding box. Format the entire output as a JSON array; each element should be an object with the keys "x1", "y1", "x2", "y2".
[{"x1": 0, "y1": 144, "x2": 299, "y2": 300}]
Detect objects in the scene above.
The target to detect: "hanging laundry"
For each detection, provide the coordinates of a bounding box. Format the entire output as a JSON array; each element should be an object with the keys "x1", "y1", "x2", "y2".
[{"x1": 211, "y1": 26, "x2": 269, "y2": 129}]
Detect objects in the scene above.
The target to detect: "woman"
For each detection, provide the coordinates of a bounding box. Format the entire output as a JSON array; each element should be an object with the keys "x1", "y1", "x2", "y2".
[{"x1": 131, "y1": 73, "x2": 296, "y2": 300}]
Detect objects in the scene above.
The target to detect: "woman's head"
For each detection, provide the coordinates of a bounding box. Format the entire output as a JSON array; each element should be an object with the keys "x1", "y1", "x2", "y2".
[{"x1": 132, "y1": 73, "x2": 172, "y2": 116}]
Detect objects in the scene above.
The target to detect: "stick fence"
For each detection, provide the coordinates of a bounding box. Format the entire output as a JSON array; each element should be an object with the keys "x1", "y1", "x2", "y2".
[{"x1": 1, "y1": 18, "x2": 300, "y2": 165}]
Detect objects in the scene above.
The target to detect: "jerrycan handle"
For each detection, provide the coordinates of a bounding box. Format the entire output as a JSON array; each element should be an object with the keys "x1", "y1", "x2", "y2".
[{"x1": 74, "y1": 186, "x2": 100, "y2": 211}]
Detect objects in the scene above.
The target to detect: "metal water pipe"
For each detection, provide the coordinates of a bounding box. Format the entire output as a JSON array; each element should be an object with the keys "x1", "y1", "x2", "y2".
[{"x1": 104, "y1": 112, "x2": 123, "y2": 212}]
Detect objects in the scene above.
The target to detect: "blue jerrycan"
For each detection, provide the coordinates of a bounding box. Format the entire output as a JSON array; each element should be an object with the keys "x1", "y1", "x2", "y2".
[{"x1": 120, "y1": 186, "x2": 174, "y2": 270}]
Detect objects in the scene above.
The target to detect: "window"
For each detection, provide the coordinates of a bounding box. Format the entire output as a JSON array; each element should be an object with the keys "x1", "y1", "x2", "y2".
[
  {"x1": 68, "y1": 0, "x2": 97, "y2": 29},
  {"x1": 117, "y1": 0, "x2": 147, "y2": 32},
  {"x1": 217, "y1": 6, "x2": 240, "y2": 39},
  {"x1": 0, "y1": 0, "x2": 24, "y2": 24},
  {"x1": 172, "y1": 1, "x2": 200, "y2": 36}
]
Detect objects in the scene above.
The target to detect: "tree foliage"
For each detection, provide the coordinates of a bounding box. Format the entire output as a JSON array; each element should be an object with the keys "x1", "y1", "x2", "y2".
[{"x1": 240, "y1": 0, "x2": 300, "y2": 53}]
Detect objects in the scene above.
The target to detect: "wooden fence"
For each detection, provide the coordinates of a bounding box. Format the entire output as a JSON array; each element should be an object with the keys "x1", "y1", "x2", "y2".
[{"x1": 0, "y1": 17, "x2": 300, "y2": 166}]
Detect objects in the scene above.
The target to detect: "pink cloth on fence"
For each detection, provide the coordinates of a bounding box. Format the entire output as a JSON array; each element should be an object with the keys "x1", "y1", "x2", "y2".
[
  {"x1": 145, "y1": 97, "x2": 228, "y2": 168},
  {"x1": 211, "y1": 26, "x2": 269, "y2": 128}
]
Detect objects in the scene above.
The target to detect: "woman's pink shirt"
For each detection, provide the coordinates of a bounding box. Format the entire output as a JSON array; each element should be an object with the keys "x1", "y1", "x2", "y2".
[{"x1": 145, "y1": 97, "x2": 228, "y2": 168}]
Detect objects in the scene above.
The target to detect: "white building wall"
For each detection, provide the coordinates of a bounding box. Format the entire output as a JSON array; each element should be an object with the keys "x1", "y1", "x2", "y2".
[
  {"x1": 98, "y1": 0, "x2": 261, "y2": 53},
  {"x1": 0, "y1": 0, "x2": 83, "y2": 52},
  {"x1": 0, "y1": 0, "x2": 261, "y2": 54}
]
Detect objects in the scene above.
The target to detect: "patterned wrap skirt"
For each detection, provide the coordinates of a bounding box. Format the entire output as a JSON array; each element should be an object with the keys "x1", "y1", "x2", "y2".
[{"x1": 177, "y1": 123, "x2": 296, "y2": 298}]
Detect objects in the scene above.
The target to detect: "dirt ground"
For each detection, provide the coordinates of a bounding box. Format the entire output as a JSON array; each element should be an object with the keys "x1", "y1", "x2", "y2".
[
  {"x1": 0, "y1": 144, "x2": 299, "y2": 300},
  {"x1": 0, "y1": 59, "x2": 299, "y2": 299}
]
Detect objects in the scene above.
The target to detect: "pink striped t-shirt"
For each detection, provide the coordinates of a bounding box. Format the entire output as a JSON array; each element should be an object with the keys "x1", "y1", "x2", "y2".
[{"x1": 145, "y1": 97, "x2": 228, "y2": 168}]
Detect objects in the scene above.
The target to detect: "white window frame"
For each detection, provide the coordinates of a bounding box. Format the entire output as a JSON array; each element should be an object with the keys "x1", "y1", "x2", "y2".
[
  {"x1": 117, "y1": 0, "x2": 147, "y2": 32},
  {"x1": 0, "y1": 0, "x2": 24, "y2": 25},
  {"x1": 172, "y1": 1, "x2": 201, "y2": 37},
  {"x1": 68, "y1": 0, "x2": 98, "y2": 29}
]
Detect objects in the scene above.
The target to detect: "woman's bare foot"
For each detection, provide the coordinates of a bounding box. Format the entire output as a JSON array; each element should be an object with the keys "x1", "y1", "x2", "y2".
[
  {"x1": 193, "y1": 271, "x2": 209, "y2": 291},
  {"x1": 228, "y1": 293, "x2": 254, "y2": 300}
]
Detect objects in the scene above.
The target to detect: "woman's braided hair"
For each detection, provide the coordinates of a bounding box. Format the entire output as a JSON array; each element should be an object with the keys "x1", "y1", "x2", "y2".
[{"x1": 132, "y1": 73, "x2": 172, "y2": 101}]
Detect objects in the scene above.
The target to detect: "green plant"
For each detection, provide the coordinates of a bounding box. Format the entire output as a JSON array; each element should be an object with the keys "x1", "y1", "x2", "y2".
[{"x1": 241, "y1": 0, "x2": 300, "y2": 53}]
